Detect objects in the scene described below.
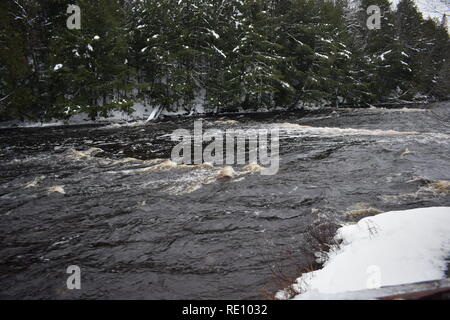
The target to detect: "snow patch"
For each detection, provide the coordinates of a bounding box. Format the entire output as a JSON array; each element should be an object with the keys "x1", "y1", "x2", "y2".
[
  {"x1": 287, "y1": 207, "x2": 450, "y2": 299},
  {"x1": 392, "y1": 0, "x2": 450, "y2": 31}
]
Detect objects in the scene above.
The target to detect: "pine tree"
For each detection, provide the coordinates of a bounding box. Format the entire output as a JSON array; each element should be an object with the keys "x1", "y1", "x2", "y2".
[
  {"x1": 1, "y1": 0, "x2": 449, "y2": 120},
  {"x1": 350, "y1": 0, "x2": 412, "y2": 101},
  {"x1": 302, "y1": 0, "x2": 354, "y2": 106},
  {"x1": 49, "y1": 0, "x2": 133, "y2": 119},
  {"x1": 0, "y1": 0, "x2": 33, "y2": 120},
  {"x1": 0, "y1": 0, "x2": 54, "y2": 120},
  {"x1": 395, "y1": 0, "x2": 450, "y2": 98}
]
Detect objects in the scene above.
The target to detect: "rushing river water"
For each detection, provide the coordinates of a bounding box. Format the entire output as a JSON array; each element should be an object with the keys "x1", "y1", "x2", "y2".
[{"x1": 0, "y1": 103, "x2": 449, "y2": 299}]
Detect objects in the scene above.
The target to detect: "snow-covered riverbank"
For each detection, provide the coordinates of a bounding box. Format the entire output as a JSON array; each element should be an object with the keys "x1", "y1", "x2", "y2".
[
  {"x1": 277, "y1": 207, "x2": 450, "y2": 299},
  {"x1": 1, "y1": 100, "x2": 443, "y2": 130},
  {"x1": 0, "y1": 103, "x2": 192, "y2": 129}
]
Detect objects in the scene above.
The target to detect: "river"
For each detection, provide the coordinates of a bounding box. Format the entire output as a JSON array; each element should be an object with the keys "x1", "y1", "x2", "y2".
[{"x1": 0, "y1": 102, "x2": 449, "y2": 299}]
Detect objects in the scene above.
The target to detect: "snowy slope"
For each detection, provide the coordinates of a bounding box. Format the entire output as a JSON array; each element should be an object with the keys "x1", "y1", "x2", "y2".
[
  {"x1": 277, "y1": 207, "x2": 450, "y2": 299},
  {"x1": 349, "y1": 0, "x2": 449, "y2": 30},
  {"x1": 391, "y1": 0, "x2": 450, "y2": 29}
]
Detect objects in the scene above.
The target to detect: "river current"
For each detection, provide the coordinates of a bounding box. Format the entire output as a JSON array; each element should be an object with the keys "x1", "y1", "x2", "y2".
[{"x1": 0, "y1": 103, "x2": 449, "y2": 299}]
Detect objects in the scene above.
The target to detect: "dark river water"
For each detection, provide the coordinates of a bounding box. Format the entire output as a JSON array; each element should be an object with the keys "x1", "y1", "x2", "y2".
[{"x1": 0, "y1": 103, "x2": 449, "y2": 299}]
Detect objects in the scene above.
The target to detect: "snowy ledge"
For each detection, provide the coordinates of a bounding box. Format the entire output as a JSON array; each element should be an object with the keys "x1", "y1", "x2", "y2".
[{"x1": 278, "y1": 207, "x2": 450, "y2": 300}]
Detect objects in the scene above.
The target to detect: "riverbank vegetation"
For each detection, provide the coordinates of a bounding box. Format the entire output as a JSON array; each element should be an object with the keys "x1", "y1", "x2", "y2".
[{"x1": 1, "y1": 0, "x2": 449, "y2": 121}]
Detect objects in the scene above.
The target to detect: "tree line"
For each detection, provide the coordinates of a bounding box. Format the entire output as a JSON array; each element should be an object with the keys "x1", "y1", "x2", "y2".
[{"x1": 0, "y1": 0, "x2": 449, "y2": 121}]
